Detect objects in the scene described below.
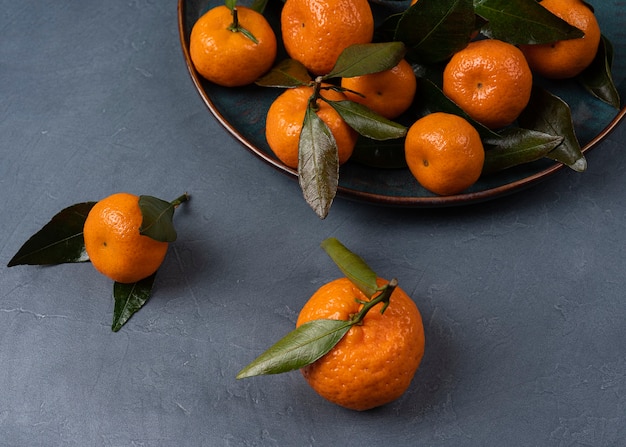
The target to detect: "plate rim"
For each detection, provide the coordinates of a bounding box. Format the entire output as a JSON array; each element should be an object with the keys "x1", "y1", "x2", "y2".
[{"x1": 177, "y1": 0, "x2": 626, "y2": 208}]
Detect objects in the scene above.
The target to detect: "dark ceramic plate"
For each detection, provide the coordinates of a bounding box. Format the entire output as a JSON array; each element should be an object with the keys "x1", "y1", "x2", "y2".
[{"x1": 178, "y1": 0, "x2": 626, "y2": 207}]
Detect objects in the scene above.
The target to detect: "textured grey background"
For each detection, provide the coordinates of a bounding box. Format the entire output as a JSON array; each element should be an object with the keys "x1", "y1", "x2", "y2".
[{"x1": 2, "y1": 0, "x2": 625, "y2": 446}]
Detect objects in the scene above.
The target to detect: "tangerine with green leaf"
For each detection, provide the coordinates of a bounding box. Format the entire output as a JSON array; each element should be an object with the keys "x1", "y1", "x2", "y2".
[
  {"x1": 189, "y1": 4, "x2": 277, "y2": 87},
  {"x1": 237, "y1": 238, "x2": 425, "y2": 411},
  {"x1": 83, "y1": 192, "x2": 169, "y2": 284},
  {"x1": 265, "y1": 84, "x2": 358, "y2": 169},
  {"x1": 281, "y1": 0, "x2": 374, "y2": 75},
  {"x1": 519, "y1": 0, "x2": 601, "y2": 79},
  {"x1": 296, "y1": 277, "x2": 425, "y2": 411}
]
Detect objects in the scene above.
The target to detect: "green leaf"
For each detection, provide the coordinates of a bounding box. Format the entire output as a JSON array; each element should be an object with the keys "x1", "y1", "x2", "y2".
[
  {"x1": 321, "y1": 237, "x2": 379, "y2": 298},
  {"x1": 225, "y1": 0, "x2": 237, "y2": 10},
  {"x1": 255, "y1": 59, "x2": 312, "y2": 88},
  {"x1": 138, "y1": 195, "x2": 178, "y2": 242},
  {"x1": 392, "y1": 0, "x2": 476, "y2": 64},
  {"x1": 7, "y1": 202, "x2": 96, "y2": 267},
  {"x1": 236, "y1": 319, "x2": 352, "y2": 378},
  {"x1": 298, "y1": 105, "x2": 339, "y2": 219},
  {"x1": 112, "y1": 273, "x2": 156, "y2": 332},
  {"x1": 249, "y1": 0, "x2": 269, "y2": 13},
  {"x1": 416, "y1": 77, "x2": 500, "y2": 139},
  {"x1": 327, "y1": 100, "x2": 407, "y2": 141},
  {"x1": 474, "y1": 0, "x2": 584, "y2": 45},
  {"x1": 518, "y1": 86, "x2": 586, "y2": 172},
  {"x1": 577, "y1": 35, "x2": 621, "y2": 109},
  {"x1": 325, "y1": 42, "x2": 406, "y2": 79},
  {"x1": 482, "y1": 128, "x2": 564, "y2": 175}
]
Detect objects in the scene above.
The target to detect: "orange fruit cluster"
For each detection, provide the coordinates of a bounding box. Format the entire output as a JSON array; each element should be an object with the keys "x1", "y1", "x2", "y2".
[
  {"x1": 266, "y1": 0, "x2": 418, "y2": 171},
  {"x1": 190, "y1": 0, "x2": 602, "y2": 197}
]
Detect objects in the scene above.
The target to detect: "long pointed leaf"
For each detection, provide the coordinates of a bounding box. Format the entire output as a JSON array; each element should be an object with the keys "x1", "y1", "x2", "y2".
[
  {"x1": 321, "y1": 237, "x2": 379, "y2": 298},
  {"x1": 236, "y1": 319, "x2": 352, "y2": 378},
  {"x1": 578, "y1": 35, "x2": 621, "y2": 109},
  {"x1": 394, "y1": 0, "x2": 475, "y2": 64},
  {"x1": 482, "y1": 128, "x2": 564, "y2": 175},
  {"x1": 112, "y1": 273, "x2": 156, "y2": 332},
  {"x1": 518, "y1": 87, "x2": 586, "y2": 172},
  {"x1": 474, "y1": 0, "x2": 584, "y2": 45},
  {"x1": 298, "y1": 106, "x2": 339, "y2": 219},
  {"x1": 326, "y1": 42, "x2": 406, "y2": 79},
  {"x1": 327, "y1": 100, "x2": 407, "y2": 141},
  {"x1": 8, "y1": 201, "x2": 96, "y2": 267}
]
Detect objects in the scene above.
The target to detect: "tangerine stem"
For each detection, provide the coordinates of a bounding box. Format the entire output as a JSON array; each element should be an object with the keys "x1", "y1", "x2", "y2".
[
  {"x1": 230, "y1": 6, "x2": 239, "y2": 29},
  {"x1": 170, "y1": 193, "x2": 190, "y2": 208},
  {"x1": 309, "y1": 76, "x2": 324, "y2": 111},
  {"x1": 350, "y1": 278, "x2": 398, "y2": 325},
  {"x1": 227, "y1": 7, "x2": 259, "y2": 43}
]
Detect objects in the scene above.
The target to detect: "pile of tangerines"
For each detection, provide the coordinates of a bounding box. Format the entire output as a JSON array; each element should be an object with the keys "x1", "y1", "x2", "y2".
[{"x1": 189, "y1": 0, "x2": 609, "y2": 216}]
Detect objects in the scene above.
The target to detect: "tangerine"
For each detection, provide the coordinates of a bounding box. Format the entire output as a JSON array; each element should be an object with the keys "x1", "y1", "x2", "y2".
[
  {"x1": 189, "y1": 5, "x2": 277, "y2": 87},
  {"x1": 281, "y1": 0, "x2": 374, "y2": 75},
  {"x1": 442, "y1": 39, "x2": 533, "y2": 129},
  {"x1": 265, "y1": 84, "x2": 358, "y2": 169},
  {"x1": 83, "y1": 193, "x2": 168, "y2": 284},
  {"x1": 404, "y1": 112, "x2": 485, "y2": 196},
  {"x1": 519, "y1": 0, "x2": 601, "y2": 79},
  {"x1": 296, "y1": 277, "x2": 425, "y2": 411},
  {"x1": 341, "y1": 59, "x2": 417, "y2": 119}
]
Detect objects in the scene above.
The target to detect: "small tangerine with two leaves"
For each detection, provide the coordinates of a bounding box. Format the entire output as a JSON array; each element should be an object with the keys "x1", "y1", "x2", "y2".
[
  {"x1": 265, "y1": 84, "x2": 358, "y2": 169},
  {"x1": 519, "y1": 0, "x2": 601, "y2": 79},
  {"x1": 296, "y1": 277, "x2": 425, "y2": 411},
  {"x1": 341, "y1": 58, "x2": 417, "y2": 119},
  {"x1": 281, "y1": 0, "x2": 374, "y2": 75},
  {"x1": 443, "y1": 39, "x2": 533, "y2": 129},
  {"x1": 83, "y1": 192, "x2": 169, "y2": 284},
  {"x1": 189, "y1": 5, "x2": 277, "y2": 87},
  {"x1": 404, "y1": 112, "x2": 485, "y2": 196}
]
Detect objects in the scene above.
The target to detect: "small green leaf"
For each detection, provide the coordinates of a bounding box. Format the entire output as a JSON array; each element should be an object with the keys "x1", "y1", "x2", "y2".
[
  {"x1": 298, "y1": 105, "x2": 339, "y2": 219},
  {"x1": 482, "y1": 128, "x2": 564, "y2": 175},
  {"x1": 393, "y1": 0, "x2": 475, "y2": 64},
  {"x1": 327, "y1": 100, "x2": 407, "y2": 141},
  {"x1": 325, "y1": 42, "x2": 406, "y2": 79},
  {"x1": 138, "y1": 196, "x2": 178, "y2": 242},
  {"x1": 225, "y1": 0, "x2": 237, "y2": 11},
  {"x1": 112, "y1": 273, "x2": 156, "y2": 332},
  {"x1": 474, "y1": 0, "x2": 584, "y2": 44},
  {"x1": 518, "y1": 87, "x2": 586, "y2": 172},
  {"x1": 249, "y1": 0, "x2": 268, "y2": 13},
  {"x1": 7, "y1": 201, "x2": 96, "y2": 267},
  {"x1": 321, "y1": 237, "x2": 379, "y2": 298},
  {"x1": 577, "y1": 35, "x2": 621, "y2": 109},
  {"x1": 236, "y1": 319, "x2": 352, "y2": 378},
  {"x1": 255, "y1": 59, "x2": 312, "y2": 88},
  {"x1": 236, "y1": 25, "x2": 259, "y2": 45}
]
